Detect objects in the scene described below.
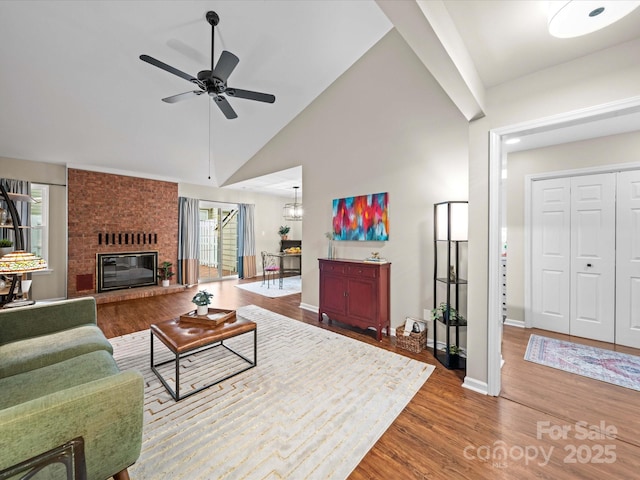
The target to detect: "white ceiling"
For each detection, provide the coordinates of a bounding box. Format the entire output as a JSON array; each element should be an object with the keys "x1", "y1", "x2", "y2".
[
  {"x1": 443, "y1": 0, "x2": 640, "y2": 88},
  {"x1": 0, "y1": 1, "x2": 391, "y2": 189},
  {"x1": 2, "y1": 1, "x2": 640, "y2": 196}
]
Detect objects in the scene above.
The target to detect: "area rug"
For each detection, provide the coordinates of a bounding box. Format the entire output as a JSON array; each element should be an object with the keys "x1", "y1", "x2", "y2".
[
  {"x1": 524, "y1": 334, "x2": 640, "y2": 392},
  {"x1": 234, "y1": 275, "x2": 301, "y2": 298},
  {"x1": 111, "y1": 305, "x2": 434, "y2": 479}
]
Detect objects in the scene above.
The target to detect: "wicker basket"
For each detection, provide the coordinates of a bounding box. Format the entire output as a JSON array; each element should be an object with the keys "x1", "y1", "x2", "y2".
[{"x1": 395, "y1": 323, "x2": 427, "y2": 353}]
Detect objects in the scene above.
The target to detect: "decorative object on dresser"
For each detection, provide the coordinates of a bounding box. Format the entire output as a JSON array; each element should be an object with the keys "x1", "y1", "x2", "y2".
[
  {"x1": 433, "y1": 201, "x2": 468, "y2": 369},
  {"x1": 318, "y1": 258, "x2": 390, "y2": 341},
  {"x1": 324, "y1": 232, "x2": 335, "y2": 259},
  {"x1": 364, "y1": 251, "x2": 388, "y2": 264}
]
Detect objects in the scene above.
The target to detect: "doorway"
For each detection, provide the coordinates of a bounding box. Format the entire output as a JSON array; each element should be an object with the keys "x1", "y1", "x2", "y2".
[
  {"x1": 487, "y1": 96, "x2": 640, "y2": 396},
  {"x1": 198, "y1": 201, "x2": 239, "y2": 282}
]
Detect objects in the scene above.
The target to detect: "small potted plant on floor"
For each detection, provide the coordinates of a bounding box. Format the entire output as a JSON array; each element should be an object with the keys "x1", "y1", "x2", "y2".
[
  {"x1": 278, "y1": 225, "x2": 290, "y2": 240},
  {"x1": 157, "y1": 261, "x2": 175, "y2": 287},
  {"x1": 192, "y1": 289, "x2": 213, "y2": 316},
  {"x1": 0, "y1": 238, "x2": 13, "y2": 258}
]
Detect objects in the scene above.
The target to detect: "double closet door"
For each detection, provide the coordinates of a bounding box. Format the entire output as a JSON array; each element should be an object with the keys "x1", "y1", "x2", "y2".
[{"x1": 531, "y1": 169, "x2": 640, "y2": 348}]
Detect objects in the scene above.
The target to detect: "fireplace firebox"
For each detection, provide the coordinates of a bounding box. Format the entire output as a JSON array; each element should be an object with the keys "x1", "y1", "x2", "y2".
[{"x1": 97, "y1": 251, "x2": 158, "y2": 293}]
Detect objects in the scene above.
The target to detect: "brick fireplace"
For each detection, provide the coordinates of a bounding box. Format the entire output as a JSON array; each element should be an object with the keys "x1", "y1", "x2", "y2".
[{"x1": 67, "y1": 169, "x2": 179, "y2": 297}]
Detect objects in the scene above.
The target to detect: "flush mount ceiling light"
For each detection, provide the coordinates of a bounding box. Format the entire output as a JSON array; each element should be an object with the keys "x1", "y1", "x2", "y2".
[
  {"x1": 548, "y1": 1, "x2": 640, "y2": 38},
  {"x1": 283, "y1": 186, "x2": 303, "y2": 221}
]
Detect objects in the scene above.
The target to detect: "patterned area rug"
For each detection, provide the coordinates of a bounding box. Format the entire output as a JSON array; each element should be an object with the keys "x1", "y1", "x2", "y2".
[
  {"x1": 111, "y1": 305, "x2": 434, "y2": 479},
  {"x1": 525, "y1": 334, "x2": 640, "y2": 391},
  {"x1": 234, "y1": 276, "x2": 301, "y2": 298}
]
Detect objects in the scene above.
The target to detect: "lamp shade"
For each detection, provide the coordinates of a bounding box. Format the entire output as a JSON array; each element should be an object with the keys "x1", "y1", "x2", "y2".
[
  {"x1": 0, "y1": 250, "x2": 47, "y2": 274},
  {"x1": 548, "y1": 1, "x2": 640, "y2": 38},
  {"x1": 435, "y1": 202, "x2": 468, "y2": 241}
]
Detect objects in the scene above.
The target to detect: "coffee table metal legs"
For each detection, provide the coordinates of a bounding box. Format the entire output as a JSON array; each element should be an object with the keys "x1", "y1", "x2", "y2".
[{"x1": 150, "y1": 329, "x2": 257, "y2": 401}]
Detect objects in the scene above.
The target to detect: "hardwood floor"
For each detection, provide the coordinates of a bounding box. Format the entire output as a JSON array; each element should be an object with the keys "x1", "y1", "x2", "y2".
[{"x1": 97, "y1": 279, "x2": 640, "y2": 479}]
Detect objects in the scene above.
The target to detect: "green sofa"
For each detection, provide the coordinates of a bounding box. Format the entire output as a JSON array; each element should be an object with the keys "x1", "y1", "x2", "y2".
[{"x1": 0, "y1": 297, "x2": 144, "y2": 480}]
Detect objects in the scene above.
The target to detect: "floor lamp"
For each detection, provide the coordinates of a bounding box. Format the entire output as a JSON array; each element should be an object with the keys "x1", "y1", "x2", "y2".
[{"x1": 0, "y1": 250, "x2": 47, "y2": 308}]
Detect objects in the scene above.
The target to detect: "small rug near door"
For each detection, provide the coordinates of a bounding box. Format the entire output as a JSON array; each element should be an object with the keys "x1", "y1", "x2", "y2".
[
  {"x1": 234, "y1": 275, "x2": 301, "y2": 298},
  {"x1": 525, "y1": 334, "x2": 640, "y2": 392}
]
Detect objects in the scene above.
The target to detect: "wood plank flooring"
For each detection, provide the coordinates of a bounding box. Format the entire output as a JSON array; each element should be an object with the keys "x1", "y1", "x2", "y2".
[{"x1": 97, "y1": 278, "x2": 640, "y2": 479}]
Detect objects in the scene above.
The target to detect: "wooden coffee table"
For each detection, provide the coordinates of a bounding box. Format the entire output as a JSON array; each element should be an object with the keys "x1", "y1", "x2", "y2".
[{"x1": 150, "y1": 313, "x2": 257, "y2": 401}]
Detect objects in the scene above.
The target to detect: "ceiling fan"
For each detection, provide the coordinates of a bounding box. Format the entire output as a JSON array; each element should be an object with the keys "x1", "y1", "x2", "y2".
[{"x1": 140, "y1": 11, "x2": 275, "y2": 119}]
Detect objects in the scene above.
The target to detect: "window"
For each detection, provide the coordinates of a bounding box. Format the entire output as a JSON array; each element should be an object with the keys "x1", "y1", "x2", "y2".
[{"x1": 30, "y1": 184, "x2": 49, "y2": 261}]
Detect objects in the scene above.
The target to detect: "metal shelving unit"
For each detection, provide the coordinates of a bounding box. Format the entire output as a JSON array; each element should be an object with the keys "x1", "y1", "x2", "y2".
[{"x1": 432, "y1": 201, "x2": 468, "y2": 370}]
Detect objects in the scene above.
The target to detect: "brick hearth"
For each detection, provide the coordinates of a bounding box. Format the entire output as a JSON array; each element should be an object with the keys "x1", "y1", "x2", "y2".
[{"x1": 91, "y1": 284, "x2": 187, "y2": 304}]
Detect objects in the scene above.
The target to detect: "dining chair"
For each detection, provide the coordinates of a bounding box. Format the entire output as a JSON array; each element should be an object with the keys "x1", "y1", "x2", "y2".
[{"x1": 261, "y1": 251, "x2": 280, "y2": 288}]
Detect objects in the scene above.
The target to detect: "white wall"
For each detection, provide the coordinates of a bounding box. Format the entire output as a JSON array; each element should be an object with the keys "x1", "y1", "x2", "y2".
[
  {"x1": 226, "y1": 30, "x2": 469, "y2": 329},
  {"x1": 467, "y1": 38, "x2": 640, "y2": 385},
  {"x1": 0, "y1": 157, "x2": 67, "y2": 300},
  {"x1": 505, "y1": 131, "x2": 640, "y2": 323}
]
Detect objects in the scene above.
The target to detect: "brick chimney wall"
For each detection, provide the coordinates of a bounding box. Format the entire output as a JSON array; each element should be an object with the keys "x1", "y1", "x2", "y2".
[{"x1": 67, "y1": 169, "x2": 179, "y2": 297}]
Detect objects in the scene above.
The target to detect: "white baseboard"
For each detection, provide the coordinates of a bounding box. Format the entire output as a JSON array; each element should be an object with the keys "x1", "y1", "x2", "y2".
[
  {"x1": 462, "y1": 376, "x2": 488, "y2": 395},
  {"x1": 299, "y1": 302, "x2": 317, "y2": 313},
  {"x1": 504, "y1": 318, "x2": 525, "y2": 328}
]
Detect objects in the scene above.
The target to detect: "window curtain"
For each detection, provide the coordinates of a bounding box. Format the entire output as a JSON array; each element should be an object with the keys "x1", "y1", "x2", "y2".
[
  {"x1": 237, "y1": 204, "x2": 256, "y2": 279},
  {"x1": 178, "y1": 197, "x2": 199, "y2": 286},
  {"x1": 0, "y1": 178, "x2": 30, "y2": 251}
]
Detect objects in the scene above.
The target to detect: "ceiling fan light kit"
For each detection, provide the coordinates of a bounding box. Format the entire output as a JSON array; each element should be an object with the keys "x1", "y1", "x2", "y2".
[
  {"x1": 140, "y1": 11, "x2": 275, "y2": 119},
  {"x1": 547, "y1": 0, "x2": 640, "y2": 38}
]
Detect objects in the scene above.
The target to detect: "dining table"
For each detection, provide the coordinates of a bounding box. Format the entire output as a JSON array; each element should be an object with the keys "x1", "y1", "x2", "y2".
[{"x1": 267, "y1": 252, "x2": 301, "y2": 289}]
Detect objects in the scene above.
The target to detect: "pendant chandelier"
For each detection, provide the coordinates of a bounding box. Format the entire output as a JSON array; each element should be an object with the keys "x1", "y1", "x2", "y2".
[{"x1": 283, "y1": 186, "x2": 303, "y2": 221}]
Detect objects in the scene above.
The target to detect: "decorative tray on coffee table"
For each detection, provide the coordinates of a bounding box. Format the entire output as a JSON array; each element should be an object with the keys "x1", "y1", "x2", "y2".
[{"x1": 179, "y1": 308, "x2": 236, "y2": 327}]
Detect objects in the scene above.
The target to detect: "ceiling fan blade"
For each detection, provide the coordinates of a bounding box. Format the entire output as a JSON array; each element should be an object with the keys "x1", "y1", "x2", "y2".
[
  {"x1": 226, "y1": 88, "x2": 275, "y2": 104},
  {"x1": 213, "y1": 95, "x2": 238, "y2": 119},
  {"x1": 213, "y1": 51, "x2": 239, "y2": 82},
  {"x1": 162, "y1": 91, "x2": 204, "y2": 104},
  {"x1": 140, "y1": 54, "x2": 203, "y2": 87}
]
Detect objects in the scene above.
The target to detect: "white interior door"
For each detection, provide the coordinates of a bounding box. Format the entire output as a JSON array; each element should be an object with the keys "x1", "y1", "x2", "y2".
[
  {"x1": 570, "y1": 173, "x2": 616, "y2": 342},
  {"x1": 532, "y1": 178, "x2": 571, "y2": 334},
  {"x1": 616, "y1": 170, "x2": 640, "y2": 349}
]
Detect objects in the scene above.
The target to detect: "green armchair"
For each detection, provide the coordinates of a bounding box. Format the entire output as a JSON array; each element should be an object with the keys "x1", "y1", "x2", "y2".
[{"x1": 0, "y1": 298, "x2": 144, "y2": 480}]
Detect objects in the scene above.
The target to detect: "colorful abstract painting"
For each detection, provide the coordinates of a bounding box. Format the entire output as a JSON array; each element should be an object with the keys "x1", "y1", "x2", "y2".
[{"x1": 332, "y1": 192, "x2": 389, "y2": 241}]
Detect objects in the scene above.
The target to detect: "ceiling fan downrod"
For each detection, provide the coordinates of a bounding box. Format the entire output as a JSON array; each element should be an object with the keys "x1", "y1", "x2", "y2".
[{"x1": 206, "y1": 11, "x2": 219, "y2": 73}]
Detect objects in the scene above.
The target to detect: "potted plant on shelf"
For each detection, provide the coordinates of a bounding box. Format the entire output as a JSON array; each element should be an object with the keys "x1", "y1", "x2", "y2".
[
  {"x1": 192, "y1": 289, "x2": 213, "y2": 316},
  {"x1": 278, "y1": 225, "x2": 290, "y2": 240},
  {"x1": 157, "y1": 261, "x2": 175, "y2": 287},
  {"x1": 430, "y1": 302, "x2": 466, "y2": 325},
  {"x1": 0, "y1": 238, "x2": 13, "y2": 258}
]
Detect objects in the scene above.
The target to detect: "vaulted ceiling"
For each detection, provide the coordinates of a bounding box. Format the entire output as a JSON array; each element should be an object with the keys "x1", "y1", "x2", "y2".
[{"x1": 1, "y1": 1, "x2": 639, "y2": 194}]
